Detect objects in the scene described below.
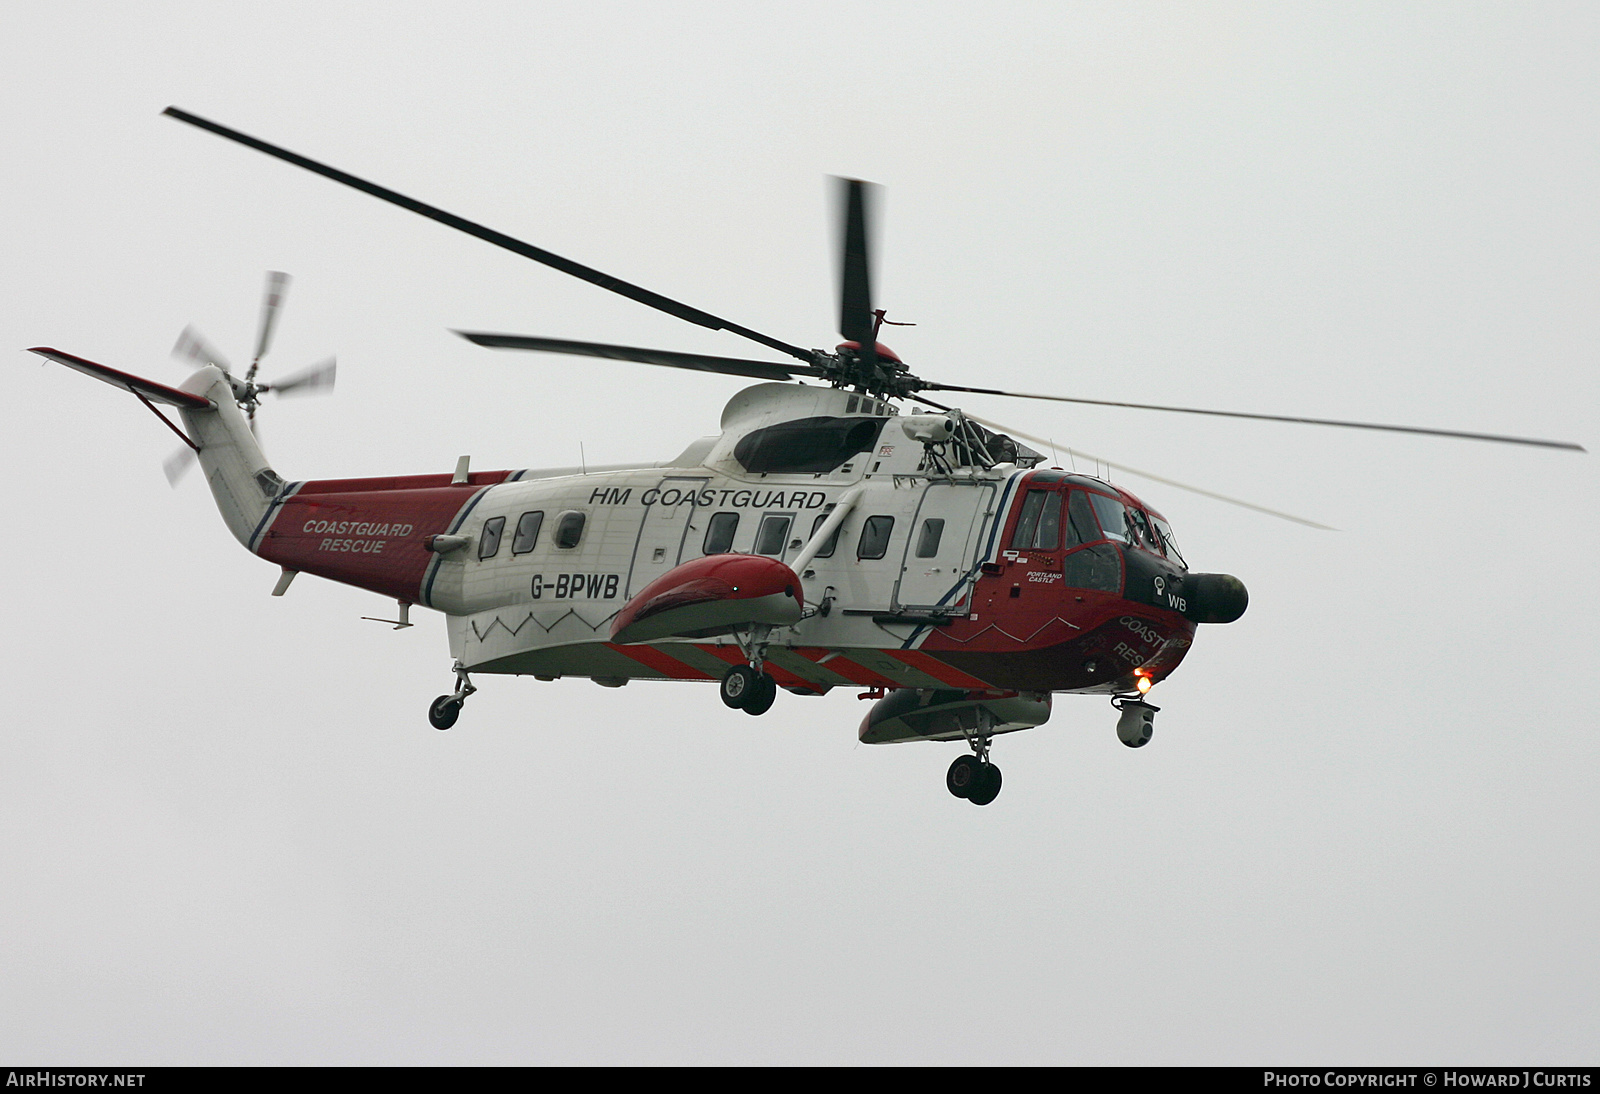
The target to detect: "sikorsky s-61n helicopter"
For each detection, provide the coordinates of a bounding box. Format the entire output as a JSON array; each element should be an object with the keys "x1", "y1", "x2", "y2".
[{"x1": 30, "y1": 108, "x2": 1585, "y2": 805}]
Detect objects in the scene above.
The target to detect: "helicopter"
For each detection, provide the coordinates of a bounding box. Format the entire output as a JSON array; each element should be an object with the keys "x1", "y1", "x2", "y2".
[{"x1": 28, "y1": 107, "x2": 1585, "y2": 806}]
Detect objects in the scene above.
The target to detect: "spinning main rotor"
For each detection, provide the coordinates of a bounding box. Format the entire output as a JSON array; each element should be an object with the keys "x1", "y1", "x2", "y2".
[{"x1": 162, "y1": 106, "x2": 1583, "y2": 456}]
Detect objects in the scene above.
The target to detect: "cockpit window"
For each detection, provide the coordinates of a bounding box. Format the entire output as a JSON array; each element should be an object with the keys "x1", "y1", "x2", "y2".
[
  {"x1": 1010, "y1": 490, "x2": 1063, "y2": 550},
  {"x1": 1087, "y1": 492, "x2": 1129, "y2": 544},
  {"x1": 1065, "y1": 491, "x2": 1098, "y2": 547},
  {"x1": 1127, "y1": 507, "x2": 1158, "y2": 552},
  {"x1": 1152, "y1": 516, "x2": 1185, "y2": 567}
]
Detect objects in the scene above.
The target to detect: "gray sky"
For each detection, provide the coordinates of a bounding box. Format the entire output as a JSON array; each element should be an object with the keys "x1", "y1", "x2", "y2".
[{"x1": 3, "y1": 1, "x2": 1596, "y2": 1064}]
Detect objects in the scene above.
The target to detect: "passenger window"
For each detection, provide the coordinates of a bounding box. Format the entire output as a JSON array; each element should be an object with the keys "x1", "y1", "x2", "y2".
[
  {"x1": 915, "y1": 518, "x2": 945, "y2": 558},
  {"x1": 511, "y1": 511, "x2": 544, "y2": 555},
  {"x1": 1087, "y1": 492, "x2": 1128, "y2": 543},
  {"x1": 809, "y1": 511, "x2": 841, "y2": 558},
  {"x1": 478, "y1": 516, "x2": 506, "y2": 560},
  {"x1": 703, "y1": 512, "x2": 738, "y2": 554},
  {"x1": 554, "y1": 511, "x2": 586, "y2": 549},
  {"x1": 857, "y1": 515, "x2": 894, "y2": 560},
  {"x1": 754, "y1": 514, "x2": 793, "y2": 556}
]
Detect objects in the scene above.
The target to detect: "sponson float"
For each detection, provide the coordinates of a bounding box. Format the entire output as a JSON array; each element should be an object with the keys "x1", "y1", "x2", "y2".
[{"x1": 28, "y1": 108, "x2": 1583, "y2": 805}]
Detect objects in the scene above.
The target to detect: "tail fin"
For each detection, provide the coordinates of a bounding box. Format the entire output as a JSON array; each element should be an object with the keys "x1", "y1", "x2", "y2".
[{"x1": 29, "y1": 348, "x2": 284, "y2": 548}]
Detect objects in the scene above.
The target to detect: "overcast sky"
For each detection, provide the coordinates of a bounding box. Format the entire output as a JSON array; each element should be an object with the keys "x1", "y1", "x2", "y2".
[{"x1": 3, "y1": 1, "x2": 1596, "y2": 1065}]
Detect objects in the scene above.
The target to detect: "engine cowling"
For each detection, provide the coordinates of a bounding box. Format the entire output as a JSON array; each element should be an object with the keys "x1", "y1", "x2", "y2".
[
  {"x1": 610, "y1": 554, "x2": 804, "y2": 644},
  {"x1": 859, "y1": 688, "x2": 1052, "y2": 744}
]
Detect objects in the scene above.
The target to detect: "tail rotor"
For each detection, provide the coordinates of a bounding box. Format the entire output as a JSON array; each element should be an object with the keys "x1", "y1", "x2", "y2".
[{"x1": 165, "y1": 271, "x2": 336, "y2": 484}]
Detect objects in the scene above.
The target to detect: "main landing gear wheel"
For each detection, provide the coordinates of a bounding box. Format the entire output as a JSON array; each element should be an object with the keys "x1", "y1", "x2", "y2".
[
  {"x1": 947, "y1": 754, "x2": 980, "y2": 798},
  {"x1": 742, "y1": 672, "x2": 777, "y2": 716},
  {"x1": 968, "y1": 763, "x2": 1002, "y2": 806},
  {"x1": 720, "y1": 664, "x2": 758, "y2": 709},
  {"x1": 720, "y1": 664, "x2": 777, "y2": 714},
  {"x1": 947, "y1": 756, "x2": 1002, "y2": 805},
  {"x1": 428, "y1": 695, "x2": 462, "y2": 731}
]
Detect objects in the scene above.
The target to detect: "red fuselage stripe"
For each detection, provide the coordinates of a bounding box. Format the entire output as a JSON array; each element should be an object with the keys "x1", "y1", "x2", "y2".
[
  {"x1": 882, "y1": 649, "x2": 996, "y2": 689},
  {"x1": 607, "y1": 643, "x2": 715, "y2": 681}
]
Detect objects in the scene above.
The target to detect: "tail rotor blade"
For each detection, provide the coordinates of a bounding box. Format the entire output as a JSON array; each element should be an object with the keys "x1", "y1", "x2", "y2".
[
  {"x1": 253, "y1": 271, "x2": 291, "y2": 366},
  {"x1": 161, "y1": 445, "x2": 197, "y2": 487},
  {"x1": 269, "y1": 356, "x2": 336, "y2": 397},
  {"x1": 172, "y1": 325, "x2": 231, "y2": 375}
]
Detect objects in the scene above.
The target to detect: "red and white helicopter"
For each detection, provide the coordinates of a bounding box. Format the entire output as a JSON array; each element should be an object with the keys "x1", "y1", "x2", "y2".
[{"x1": 30, "y1": 108, "x2": 1585, "y2": 805}]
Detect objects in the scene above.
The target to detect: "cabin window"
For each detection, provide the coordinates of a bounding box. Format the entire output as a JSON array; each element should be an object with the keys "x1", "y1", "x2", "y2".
[
  {"x1": 511, "y1": 511, "x2": 544, "y2": 555},
  {"x1": 754, "y1": 514, "x2": 792, "y2": 556},
  {"x1": 703, "y1": 512, "x2": 739, "y2": 554},
  {"x1": 857, "y1": 515, "x2": 895, "y2": 560},
  {"x1": 809, "y1": 511, "x2": 841, "y2": 558},
  {"x1": 1010, "y1": 490, "x2": 1062, "y2": 550},
  {"x1": 915, "y1": 518, "x2": 945, "y2": 558},
  {"x1": 1087, "y1": 492, "x2": 1129, "y2": 544},
  {"x1": 554, "y1": 511, "x2": 586, "y2": 549},
  {"x1": 478, "y1": 516, "x2": 506, "y2": 560}
]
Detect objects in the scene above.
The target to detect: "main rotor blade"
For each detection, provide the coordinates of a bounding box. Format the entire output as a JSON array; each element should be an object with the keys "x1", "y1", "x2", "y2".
[
  {"x1": 960, "y1": 412, "x2": 1337, "y2": 530},
  {"x1": 163, "y1": 107, "x2": 816, "y2": 365},
  {"x1": 457, "y1": 332, "x2": 828, "y2": 383},
  {"x1": 922, "y1": 383, "x2": 1586, "y2": 452},
  {"x1": 253, "y1": 270, "x2": 290, "y2": 365},
  {"x1": 836, "y1": 178, "x2": 876, "y2": 350}
]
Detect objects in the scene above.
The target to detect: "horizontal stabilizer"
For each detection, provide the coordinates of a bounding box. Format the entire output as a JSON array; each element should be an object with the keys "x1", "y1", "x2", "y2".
[{"x1": 29, "y1": 347, "x2": 213, "y2": 410}]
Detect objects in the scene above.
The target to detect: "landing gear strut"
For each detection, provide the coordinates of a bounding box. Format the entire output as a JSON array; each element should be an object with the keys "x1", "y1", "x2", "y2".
[
  {"x1": 947, "y1": 715, "x2": 1002, "y2": 806},
  {"x1": 428, "y1": 662, "x2": 477, "y2": 731},
  {"x1": 719, "y1": 626, "x2": 777, "y2": 716}
]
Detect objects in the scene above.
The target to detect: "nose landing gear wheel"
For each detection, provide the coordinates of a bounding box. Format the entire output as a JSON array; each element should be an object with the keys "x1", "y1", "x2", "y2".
[{"x1": 428, "y1": 695, "x2": 462, "y2": 730}]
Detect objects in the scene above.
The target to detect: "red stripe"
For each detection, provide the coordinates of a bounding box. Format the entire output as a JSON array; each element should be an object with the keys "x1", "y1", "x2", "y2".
[
  {"x1": 790, "y1": 651, "x2": 891, "y2": 688},
  {"x1": 696, "y1": 645, "x2": 825, "y2": 693},
  {"x1": 884, "y1": 649, "x2": 996, "y2": 689},
  {"x1": 607, "y1": 643, "x2": 715, "y2": 680}
]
